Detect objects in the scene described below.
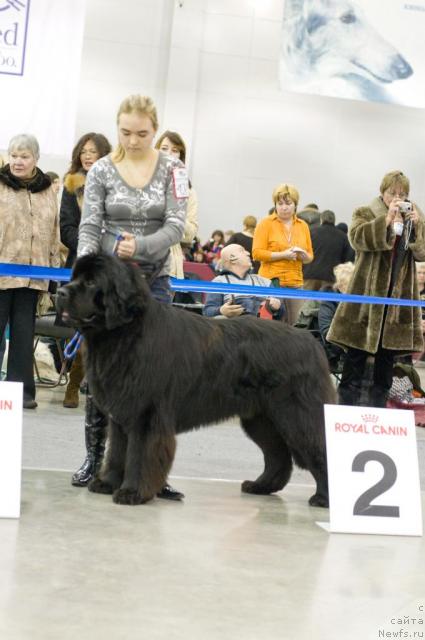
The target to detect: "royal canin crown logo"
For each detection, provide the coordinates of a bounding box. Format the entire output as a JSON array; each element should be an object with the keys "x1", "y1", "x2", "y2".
[{"x1": 361, "y1": 414, "x2": 379, "y2": 423}]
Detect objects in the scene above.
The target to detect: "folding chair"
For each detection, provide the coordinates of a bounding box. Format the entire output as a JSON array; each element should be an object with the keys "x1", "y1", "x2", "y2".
[{"x1": 33, "y1": 312, "x2": 75, "y2": 387}]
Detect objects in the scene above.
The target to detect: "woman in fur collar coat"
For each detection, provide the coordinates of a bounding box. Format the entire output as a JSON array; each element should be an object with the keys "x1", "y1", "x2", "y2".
[
  {"x1": 59, "y1": 133, "x2": 111, "y2": 410},
  {"x1": 327, "y1": 171, "x2": 425, "y2": 407},
  {"x1": 60, "y1": 132, "x2": 111, "y2": 268},
  {"x1": 0, "y1": 134, "x2": 60, "y2": 409}
]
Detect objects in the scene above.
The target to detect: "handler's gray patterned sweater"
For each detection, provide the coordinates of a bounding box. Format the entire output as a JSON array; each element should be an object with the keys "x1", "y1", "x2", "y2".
[{"x1": 77, "y1": 153, "x2": 187, "y2": 275}]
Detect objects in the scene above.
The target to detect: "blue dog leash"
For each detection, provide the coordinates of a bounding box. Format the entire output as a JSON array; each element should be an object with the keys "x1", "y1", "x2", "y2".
[
  {"x1": 63, "y1": 331, "x2": 84, "y2": 360},
  {"x1": 64, "y1": 233, "x2": 125, "y2": 360}
]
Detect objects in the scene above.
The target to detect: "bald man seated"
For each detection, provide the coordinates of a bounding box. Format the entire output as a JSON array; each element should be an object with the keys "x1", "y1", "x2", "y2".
[{"x1": 203, "y1": 244, "x2": 283, "y2": 319}]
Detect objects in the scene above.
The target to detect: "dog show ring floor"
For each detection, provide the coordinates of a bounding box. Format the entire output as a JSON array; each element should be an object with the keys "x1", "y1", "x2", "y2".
[{"x1": 1, "y1": 384, "x2": 425, "y2": 640}]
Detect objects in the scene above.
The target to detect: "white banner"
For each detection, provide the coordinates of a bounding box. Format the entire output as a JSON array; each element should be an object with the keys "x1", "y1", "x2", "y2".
[
  {"x1": 0, "y1": 0, "x2": 86, "y2": 155},
  {"x1": 280, "y1": 0, "x2": 425, "y2": 108},
  {"x1": 0, "y1": 381, "x2": 23, "y2": 519}
]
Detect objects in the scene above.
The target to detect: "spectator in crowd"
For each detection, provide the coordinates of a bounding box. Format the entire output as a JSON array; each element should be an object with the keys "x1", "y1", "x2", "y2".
[
  {"x1": 183, "y1": 236, "x2": 203, "y2": 262},
  {"x1": 0, "y1": 152, "x2": 5, "y2": 370},
  {"x1": 203, "y1": 244, "x2": 282, "y2": 318},
  {"x1": 296, "y1": 202, "x2": 320, "y2": 226},
  {"x1": 59, "y1": 132, "x2": 112, "y2": 409},
  {"x1": 303, "y1": 209, "x2": 354, "y2": 290},
  {"x1": 224, "y1": 230, "x2": 235, "y2": 244},
  {"x1": 45, "y1": 171, "x2": 61, "y2": 195},
  {"x1": 415, "y1": 262, "x2": 425, "y2": 363},
  {"x1": 0, "y1": 134, "x2": 60, "y2": 409},
  {"x1": 336, "y1": 222, "x2": 355, "y2": 260},
  {"x1": 252, "y1": 183, "x2": 313, "y2": 324},
  {"x1": 327, "y1": 170, "x2": 425, "y2": 407},
  {"x1": 73, "y1": 93, "x2": 187, "y2": 501},
  {"x1": 226, "y1": 215, "x2": 259, "y2": 272},
  {"x1": 193, "y1": 245, "x2": 206, "y2": 263},
  {"x1": 202, "y1": 230, "x2": 224, "y2": 268},
  {"x1": 318, "y1": 262, "x2": 355, "y2": 372},
  {"x1": 155, "y1": 130, "x2": 198, "y2": 279},
  {"x1": 416, "y1": 261, "x2": 425, "y2": 298}
]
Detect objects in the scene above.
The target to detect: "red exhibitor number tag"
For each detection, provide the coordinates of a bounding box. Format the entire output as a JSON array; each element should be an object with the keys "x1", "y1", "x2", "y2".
[{"x1": 172, "y1": 168, "x2": 189, "y2": 199}]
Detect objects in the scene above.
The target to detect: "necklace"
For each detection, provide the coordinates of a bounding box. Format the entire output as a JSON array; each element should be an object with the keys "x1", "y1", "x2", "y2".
[{"x1": 281, "y1": 220, "x2": 293, "y2": 246}]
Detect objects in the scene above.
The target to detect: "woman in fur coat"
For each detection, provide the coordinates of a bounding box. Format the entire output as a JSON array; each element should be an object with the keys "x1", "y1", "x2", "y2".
[
  {"x1": 0, "y1": 134, "x2": 60, "y2": 409},
  {"x1": 60, "y1": 133, "x2": 111, "y2": 409},
  {"x1": 327, "y1": 171, "x2": 425, "y2": 407}
]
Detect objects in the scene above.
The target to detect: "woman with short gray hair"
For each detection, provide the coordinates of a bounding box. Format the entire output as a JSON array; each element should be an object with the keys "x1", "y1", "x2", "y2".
[{"x1": 0, "y1": 133, "x2": 60, "y2": 409}]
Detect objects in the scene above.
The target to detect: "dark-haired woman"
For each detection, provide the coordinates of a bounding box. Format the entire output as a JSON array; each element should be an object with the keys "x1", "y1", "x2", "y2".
[
  {"x1": 60, "y1": 133, "x2": 111, "y2": 409},
  {"x1": 155, "y1": 130, "x2": 198, "y2": 279}
]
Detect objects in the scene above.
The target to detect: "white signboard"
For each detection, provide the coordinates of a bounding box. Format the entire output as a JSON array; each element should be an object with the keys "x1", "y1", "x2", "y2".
[
  {"x1": 0, "y1": 381, "x2": 23, "y2": 518},
  {"x1": 324, "y1": 404, "x2": 423, "y2": 536}
]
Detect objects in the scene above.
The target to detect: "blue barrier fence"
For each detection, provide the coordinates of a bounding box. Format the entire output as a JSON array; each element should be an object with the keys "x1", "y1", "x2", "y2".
[{"x1": 1, "y1": 261, "x2": 424, "y2": 308}]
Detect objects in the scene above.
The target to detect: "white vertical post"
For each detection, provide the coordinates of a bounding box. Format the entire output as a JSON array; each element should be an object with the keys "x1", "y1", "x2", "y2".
[{"x1": 0, "y1": 382, "x2": 23, "y2": 518}]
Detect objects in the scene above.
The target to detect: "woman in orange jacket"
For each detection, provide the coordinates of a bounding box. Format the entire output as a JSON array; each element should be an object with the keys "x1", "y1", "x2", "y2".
[{"x1": 253, "y1": 183, "x2": 313, "y2": 324}]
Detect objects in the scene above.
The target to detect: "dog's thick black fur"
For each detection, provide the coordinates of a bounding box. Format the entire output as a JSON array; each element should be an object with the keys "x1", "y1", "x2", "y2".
[{"x1": 56, "y1": 254, "x2": 336, "y2": 507}]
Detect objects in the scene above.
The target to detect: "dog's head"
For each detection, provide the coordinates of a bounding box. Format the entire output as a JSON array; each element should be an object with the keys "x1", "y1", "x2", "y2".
[
  {"x1": 282, "y1": 0, "x2": 412, "y2": 88},
  {"x1": 56, "y1": 254, "x2": 150, "y2": 332}
]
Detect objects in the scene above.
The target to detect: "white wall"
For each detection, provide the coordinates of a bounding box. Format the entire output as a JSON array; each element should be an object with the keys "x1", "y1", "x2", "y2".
[
  {"x1": 188, "y1": 0, "x2": 425, "y2": 238},
  {"x1": 14, "y1": 0, "x2": 425, "y2": 241}
]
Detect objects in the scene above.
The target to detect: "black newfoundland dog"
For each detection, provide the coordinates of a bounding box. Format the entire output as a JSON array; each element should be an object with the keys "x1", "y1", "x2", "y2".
[{"x1": 57, "y1": 254, "x2": 336, "y2": 507}]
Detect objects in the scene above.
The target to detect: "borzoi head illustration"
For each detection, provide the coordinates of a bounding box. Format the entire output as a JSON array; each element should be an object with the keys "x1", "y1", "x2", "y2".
[{"x1": 280, "y1": 0, "x2": 413, "y2": 104}]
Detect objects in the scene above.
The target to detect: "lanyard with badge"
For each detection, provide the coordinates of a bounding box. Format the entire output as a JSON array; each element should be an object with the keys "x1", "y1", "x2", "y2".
[{"x1": 172, "y1": 167, "x2": 189, "y2": 199}]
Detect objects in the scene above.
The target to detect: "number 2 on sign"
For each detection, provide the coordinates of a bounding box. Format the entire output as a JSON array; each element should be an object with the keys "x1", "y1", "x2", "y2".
[{"x1": 352, "y1": 450, "x2": 400, "y2": 518}]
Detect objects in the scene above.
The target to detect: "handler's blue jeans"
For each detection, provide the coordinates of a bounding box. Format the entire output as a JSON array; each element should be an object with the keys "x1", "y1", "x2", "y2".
[{"x1": 149, "y1": 276, "x2": 171, "y2": 305}]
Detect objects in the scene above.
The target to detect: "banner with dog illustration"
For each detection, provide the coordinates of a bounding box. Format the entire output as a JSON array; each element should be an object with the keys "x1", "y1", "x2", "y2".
[
  {"x1": 280, "y1": 0, "x2": 425, "y2": 108},
  {"x1": 0, "y1": 0, "x2": 86, "y2": 155}
]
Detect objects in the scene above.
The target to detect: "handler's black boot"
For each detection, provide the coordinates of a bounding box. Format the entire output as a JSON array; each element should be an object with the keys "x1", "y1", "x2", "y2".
[
  {"x1": 157, "y1": 484, "x2": 185, "y2": 501},
  {"x1": 71, "y1": 395, "x2": 107, "y2": 487}
]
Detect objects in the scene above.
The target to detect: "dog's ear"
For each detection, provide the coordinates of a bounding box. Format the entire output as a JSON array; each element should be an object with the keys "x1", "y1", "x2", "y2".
[{"x1": 103, "y1": 260, "x2": 150, "y2": 330}]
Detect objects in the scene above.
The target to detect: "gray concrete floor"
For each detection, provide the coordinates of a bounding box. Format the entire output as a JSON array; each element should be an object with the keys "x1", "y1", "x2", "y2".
[{"x1": 1, "y1": 382, "x2": 425, "y2": 639}]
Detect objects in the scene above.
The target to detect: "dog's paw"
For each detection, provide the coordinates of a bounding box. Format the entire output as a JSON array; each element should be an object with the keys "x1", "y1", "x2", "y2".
[
  {"x1": 308, "y1": 493, "x2": 329, "y2": 508},
  {"x1": 241, "y1": 480, "x2": 273, "y2": 495},
  {"x1": 113, "y1": 488, "x2": 149, "y2": 505},
  {"x1": 88, "y1": 478, "x2": 114, "y2": 494}
]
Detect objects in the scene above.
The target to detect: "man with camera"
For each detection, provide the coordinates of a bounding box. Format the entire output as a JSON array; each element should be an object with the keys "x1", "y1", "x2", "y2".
[
  {"x1": 327, "y1": 170, "x2": 425, "y2": 408},
  {"x1": 202, "y1": 243, "x2": 283, "y2": 319}
]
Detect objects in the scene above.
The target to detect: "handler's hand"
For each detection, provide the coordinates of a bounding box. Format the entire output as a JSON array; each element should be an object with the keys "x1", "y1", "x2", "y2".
[
  {"x1": 116, "y1": 231, "x2": 137, "y2": 259},
  {"x1": 220, "y1": 302, "x2": 245, "y2": 318}
]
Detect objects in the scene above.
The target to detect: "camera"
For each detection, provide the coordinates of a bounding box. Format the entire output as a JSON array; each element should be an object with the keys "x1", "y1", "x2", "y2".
[{"x1": 399, "y1": 200, "x2": 412, "y2": 216}]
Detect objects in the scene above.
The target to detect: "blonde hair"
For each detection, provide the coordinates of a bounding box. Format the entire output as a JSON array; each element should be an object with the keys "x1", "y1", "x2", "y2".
[
  {"x1": 272, "y1": 183, "x2": 300, "y2": 209},
  {"x1": 380, "y1": 170, "x2": 409, "y2": 196},
  {"x1": 243, "y1": 215, "x2": 257, "y2": 230},
  {"x1": 112, "y1": 94, "x2": 159, "y2": 163},
  {"x1": 333, "y1": 262, "x2": 354, "y2": 291}
]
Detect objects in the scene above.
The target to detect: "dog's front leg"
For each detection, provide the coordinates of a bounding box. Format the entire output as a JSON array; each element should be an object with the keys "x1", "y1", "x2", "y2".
[
  {"x1": 113, "y1": 413, "x2": 176, "y2": 506},
  {"x1": 89, "y1": 418, "x2": 126, "y2": 495}
]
